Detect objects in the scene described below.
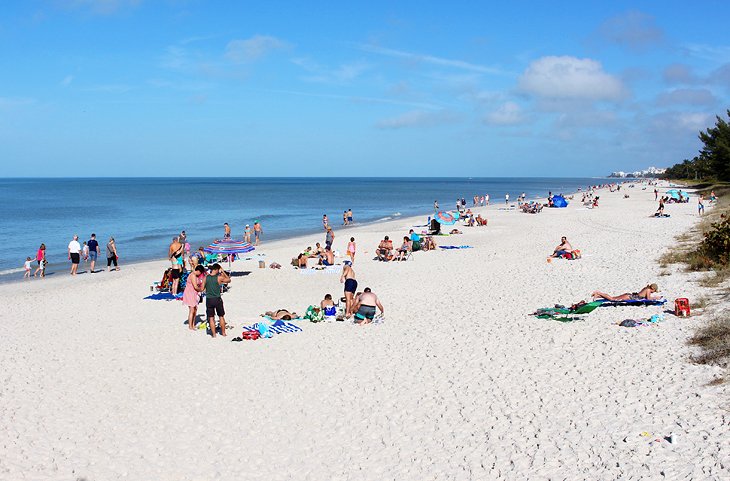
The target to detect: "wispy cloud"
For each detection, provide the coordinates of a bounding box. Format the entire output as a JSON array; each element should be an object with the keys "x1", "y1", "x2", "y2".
[
  {"x1": 359, "y1": 44, "x2": 506, "y2": 75},
  {"x1": 57, "y1": 0, "x2": 142, "y2": 15},
  {"x1": 61, "y1": 75, "x2": 74, "y2": 87},
  {"x1": 597, "y1": 10, "x2": 665, "y2": 52},
  {"x1": 681, "y1": 43, "x2": 730, "y2": 63},
  {"x1": 375, "y1": 110, "x2": 458, "y2": 129},
  {"x1": 292, "y1": 57, "x2": 370, "y2": 83},
  {"x1": 655, "y1": 88, "x2": 717, "y2": 107},
  {"x1": 225, "y1": 35, "x2": 289, "y2": 63},
  {"x1": 83, "y1": 84, "x2": 133, "y2": 93},
  {"x1": 262, "y1": 88, "x2": 441, "y2": 111},
  {"x1": 484, "y1": 102, "x2": 525, "y2": 126}
]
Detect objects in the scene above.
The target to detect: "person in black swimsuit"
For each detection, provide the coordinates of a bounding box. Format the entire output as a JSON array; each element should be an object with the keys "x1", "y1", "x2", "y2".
[{"x1": 340, "y1": 261, "x2": 357, "y2": 318}]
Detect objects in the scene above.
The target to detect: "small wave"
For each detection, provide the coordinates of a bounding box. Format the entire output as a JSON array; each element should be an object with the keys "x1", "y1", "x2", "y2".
[
  {"x1": 376, "y1": 216, "x2": 392, "y2": 222},
  {"x1": 392, "y1": 212, "x2": 402, "y2": 217},
  {"x1": 0, "y1": 267, "x2": 24, "y2": 276}
]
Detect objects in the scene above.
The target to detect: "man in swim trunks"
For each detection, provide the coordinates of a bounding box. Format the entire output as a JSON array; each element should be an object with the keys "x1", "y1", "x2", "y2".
[
  {"x1": 321, "y1": 247, "x2": 335, "y2": 266},
  {"x1": 340, "y1": 261, "x2": 357, "y2": 318},
  {"x1": 223, "y1": 223, "x2": 231, "y2": 239},
  {"x1": 549, "y1": 236, "x2": 573, "y2": 259},
  {"x1": 347, "y1": 209, "x2": 353, "y2": 224},
  {"x1": 253, "y1": 221, "x2": 263, "y2": 245},
  {"x1": 68, "y1": 234, "x2": 81, "y2": 276},
  {"x1": 325, "y1": 225, "x2": 335, "y2": 251},
  {"x1": 352, "y1": 287, "x2": 384, "y2": 324},
  {"x1": 205, "y1": 263, "x2": 231, "y2": 338}
]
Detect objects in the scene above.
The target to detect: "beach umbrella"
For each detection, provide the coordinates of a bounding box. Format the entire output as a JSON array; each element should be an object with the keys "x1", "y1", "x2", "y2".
[
  {"x1": 552, "y1": 195, "x2": 568, "y2": 208},
  {"x1": 203, "y1": 239, "x2": 255, "y2": 270},
  {"x1": 435, "y1": 211, "x2": 457, "y2": 225},
  {"x1": 666, "y1": 189, "x2": 680, "y2": 200}
]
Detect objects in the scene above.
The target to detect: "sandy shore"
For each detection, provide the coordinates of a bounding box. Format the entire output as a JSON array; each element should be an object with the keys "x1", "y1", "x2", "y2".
[{"x1": 1, "y1": 183, "x2": 728, "y2": 480}]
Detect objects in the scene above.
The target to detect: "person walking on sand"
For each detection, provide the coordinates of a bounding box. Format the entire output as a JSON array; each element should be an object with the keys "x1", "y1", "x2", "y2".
[
  {"x1": 205, "y1": 263, "x2": 231, "y2": 338},
  {"x1": 87, "y1": 233, "x2": 100, "y2": 273},
  {"x1": 698, "y1": 194, "x2": 705, "y2": 216},
  {"x1": 340, "y1": 261, "x2": 357, "y2": 318},
  {"x1": 23, "y1": 257, "x2": 32, "y2": 278},
  {"x1": 505, "y1": 193, "x2": 510, "y2": 205},
  {"x1": 347, "y1": 237, "x2": 356, "y2": 263},
  {"x1": 183, "y1": 265, "x2": 206, "y2": 330},
  {"x1": 253, "y1": 221, "x2": 263, "y2": 245},
  {"x1": 352, "y1": 287, "x2": 384, "y2": 324},
  {"x1": 485, "y1": 193, "x2": 489, "y2": 205},
  {"x1": 654, "y1": 188, "x2": 658, "y2": 200},
  {"x1": 106, "y1": 237, "x2": 119, "y2": 271},
  {"x1": 34, "y1": 244, "x2": 46, "y2": 277},
  {"x1": 325, "y1": 225, "x2": 335, "y2": 251},
  {"x1": 68, "y1": 234, "x2": 81, "y2": 276},
  {"x1": 82, "y1": 241, "x2": 89, "y2": 267}
]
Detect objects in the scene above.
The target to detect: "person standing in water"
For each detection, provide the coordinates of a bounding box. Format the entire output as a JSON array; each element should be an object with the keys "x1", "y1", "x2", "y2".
[
  {"x1": 253, "y1": 221, "x2": 263, "y2": 245},
  {"x1": 223, "y1": 223, "x2": 231, "y2": 239},
  {"x1": 347, "y1": 209, "x2": 353, "y2": 224},
  {"x1": 244, "y1": 224, "x2": 251, "y2": 243},
  {"x1": 106, "y1": 237, "x2": 119, "y2": 271}
]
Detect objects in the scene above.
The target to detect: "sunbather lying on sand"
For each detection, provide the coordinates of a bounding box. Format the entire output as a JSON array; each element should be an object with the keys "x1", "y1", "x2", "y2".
[
  {"x1": 264, "y1": 309, "x2": 298, "y2": 320},
  {"x1": 591, "y1": 283, "x2": 661, "y2": 302}
]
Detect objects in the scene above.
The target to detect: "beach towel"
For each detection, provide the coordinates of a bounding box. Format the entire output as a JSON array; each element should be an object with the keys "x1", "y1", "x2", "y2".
[
  {"x1": 241, "y1": 320, "x2": 302, "y2": 337},
  {"x1": 143, "y1": 292, "x2": 182, "y2": 301},
  {"x1": 598, "y1": 299, "x2": 667, "y2": 307},
  {"x1": 439, "y1": 245, "x2": 473, "y2": 249},
  {"x1": 532, "y1": 301, "x2": 602, "y2": 321}
]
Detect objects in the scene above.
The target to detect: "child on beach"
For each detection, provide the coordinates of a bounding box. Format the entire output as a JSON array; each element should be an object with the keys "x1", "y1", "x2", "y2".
[
  {"x1": 205, "y1": 263, "x2": 231, "y2": 338},
  {"x1": 23, "y1": 257, "x2": 32, "y2": 278},
  {"x1": 244, "y1": 224, "x2": 251, "y2": 243},
  {"x1": 82, "y1": 241, "x2": 89, "y2": 263},
  {"x1": 347, "y1": 237, "x2": 356, "y2": 263},
  {"x1": 34, "y1": 243, "x2": 46, "y2": 278}
]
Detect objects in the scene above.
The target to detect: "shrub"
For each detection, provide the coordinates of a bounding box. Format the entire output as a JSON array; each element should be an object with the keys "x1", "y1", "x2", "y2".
[{"x1": 698, "y1": 216, "x2": 730, "y2": 266}]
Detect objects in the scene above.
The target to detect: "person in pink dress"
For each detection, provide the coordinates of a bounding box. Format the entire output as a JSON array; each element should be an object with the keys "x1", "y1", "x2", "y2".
[{"x1": 183, "y1": 265, "x2": 207, "y2": 330}]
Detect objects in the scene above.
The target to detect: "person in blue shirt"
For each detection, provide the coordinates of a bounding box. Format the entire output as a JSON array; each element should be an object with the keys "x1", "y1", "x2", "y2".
[{"x1": 87, "y1": 233, "x2": 100, "y2": 273}]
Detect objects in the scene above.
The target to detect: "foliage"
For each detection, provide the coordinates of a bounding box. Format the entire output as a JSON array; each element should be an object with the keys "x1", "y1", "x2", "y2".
[
  {"x1": 688, "y1": 317, "x2": 730, "y2": 372},
  {"x1": 665, "y1": 110, "x2": 730, "y2": 181},
  {"x1": 698, "y1": 216, "x2": 730, "y2": 266}
]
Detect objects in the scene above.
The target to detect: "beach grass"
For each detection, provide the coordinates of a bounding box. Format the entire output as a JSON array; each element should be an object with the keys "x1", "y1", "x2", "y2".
[{"x1": 688, "y1": 316, "x2": 730, "y2": 383}]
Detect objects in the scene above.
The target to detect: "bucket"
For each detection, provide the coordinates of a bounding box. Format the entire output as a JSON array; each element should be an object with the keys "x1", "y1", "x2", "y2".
[{"x1": 258, "y1": 260, "x2": 265, "y2": 269}]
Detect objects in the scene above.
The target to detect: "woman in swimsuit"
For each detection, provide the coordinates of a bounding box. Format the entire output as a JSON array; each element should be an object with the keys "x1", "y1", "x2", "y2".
[
  {"x1": 320, "y1": 294, "x2": 337, "y2": 317},
  {"x1": 340, "y1": 262, "x2": 357, "y2": 318},
  {"x1": 264, "y1": 309, "x2": 298, "y2": 320},
  {"x1": 591, "y1": 283, "x2": 660, "y2": 302},
  {"x1": 347, "y1": 237, "x2": 356, "y2": 263}
]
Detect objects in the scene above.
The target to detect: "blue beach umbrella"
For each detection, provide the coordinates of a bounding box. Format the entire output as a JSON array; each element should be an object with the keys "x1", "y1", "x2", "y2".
[{"x1": 435, "y1": 211, "x2": 457, "y2": 225}]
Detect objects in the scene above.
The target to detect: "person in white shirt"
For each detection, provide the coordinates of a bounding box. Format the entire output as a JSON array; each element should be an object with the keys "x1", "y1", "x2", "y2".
[
  {"x1": 68, "y1": 234, "x2": 82, "y2": 276},
  {"x1": 505, "y1": 193, "x2": 510, "y2": 205}
]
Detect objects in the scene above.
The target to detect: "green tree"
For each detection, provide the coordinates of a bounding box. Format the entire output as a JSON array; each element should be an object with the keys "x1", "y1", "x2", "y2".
[{"x1": 699, "y1": 110, "x2": 730, "y2": 181}]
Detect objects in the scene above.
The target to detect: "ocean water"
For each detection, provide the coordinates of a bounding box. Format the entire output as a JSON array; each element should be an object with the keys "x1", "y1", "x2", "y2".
[{"x1": 0, "y1": 177, "x2": 605, "y2": 279}]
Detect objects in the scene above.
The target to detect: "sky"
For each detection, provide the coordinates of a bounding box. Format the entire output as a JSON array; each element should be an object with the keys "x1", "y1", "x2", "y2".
[{"x1": 1, "y1": 0, "x2": 729, "y2": 177}]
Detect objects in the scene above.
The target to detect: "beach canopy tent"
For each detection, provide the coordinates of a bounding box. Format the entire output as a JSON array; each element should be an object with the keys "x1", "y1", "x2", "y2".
[
  {"x1": 666, "y1": 189, "x2": 681, "y2": 200},
  {"x1": 203, "y1": 239, "x2": 255, "y2": 270},
  {"x1": 552, "y1": 195, "x2": 568, "y2": 208}
]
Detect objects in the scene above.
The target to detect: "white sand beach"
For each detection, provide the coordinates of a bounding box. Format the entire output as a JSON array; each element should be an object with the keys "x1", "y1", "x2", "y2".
[{"x1": 1, "y1": 184, "x2": 728, "y2": 480}]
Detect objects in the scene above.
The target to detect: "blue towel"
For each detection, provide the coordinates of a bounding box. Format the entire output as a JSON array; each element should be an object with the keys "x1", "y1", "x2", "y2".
[
  {"x1": 439, "y1": 245, "x2": 473, "y2": 250},
  {"x1": 144, "y1": 292, "x2": 182, "y2": 300},
  {"x1": 241, "y1": 321, "x2": 302, "y2": 335}
]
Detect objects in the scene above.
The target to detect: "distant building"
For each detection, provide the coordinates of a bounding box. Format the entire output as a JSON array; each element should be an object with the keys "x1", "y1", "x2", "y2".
[{"x1": 609, "y1": 166, "x2": 666, "y2": 178}]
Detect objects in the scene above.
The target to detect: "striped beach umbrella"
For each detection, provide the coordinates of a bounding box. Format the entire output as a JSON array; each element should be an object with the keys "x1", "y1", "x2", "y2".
[
  {"x1": 203, "y1": 239, "x2": 255, "y2": 270},
  {"x1": 435, "y1": 211, "x2": 457, "y2": 225}
]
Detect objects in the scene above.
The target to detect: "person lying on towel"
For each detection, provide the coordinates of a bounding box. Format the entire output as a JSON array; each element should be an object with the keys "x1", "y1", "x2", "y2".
[{"x1": 591, "y1": 283, "x2": 661, "y2": 302}]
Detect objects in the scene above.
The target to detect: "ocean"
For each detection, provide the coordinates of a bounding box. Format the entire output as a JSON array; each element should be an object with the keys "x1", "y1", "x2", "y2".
[{"x1": 0, "y1": 177, "x2": 606, "y2": 280}]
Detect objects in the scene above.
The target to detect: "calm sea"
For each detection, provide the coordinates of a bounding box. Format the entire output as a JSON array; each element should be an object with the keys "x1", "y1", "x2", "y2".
[{"x1": 0, "y1": 177, "x2": 605, "y2": 280}]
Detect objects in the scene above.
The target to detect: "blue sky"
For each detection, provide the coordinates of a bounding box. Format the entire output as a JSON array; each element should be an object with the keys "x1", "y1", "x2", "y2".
[{"x1": 1, "y1": 1, "x2": 729, "y2": 177}]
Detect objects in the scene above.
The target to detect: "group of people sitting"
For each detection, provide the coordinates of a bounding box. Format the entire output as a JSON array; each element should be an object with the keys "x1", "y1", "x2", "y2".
[
  {"x1": 520, "y1": 201, "x2": 543, "y2": 214},
  {"x1": 466, "y1": 213, "x2": 488, "y2": 226},
  {"x1": 295, "y1": 242, "x2": 335, "y2": 268},
  {"x1": 376, "y1": 229, "x2": 435, "y2": 261}
]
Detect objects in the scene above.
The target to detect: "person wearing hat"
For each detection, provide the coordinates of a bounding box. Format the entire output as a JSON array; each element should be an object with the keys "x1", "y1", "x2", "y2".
[{"x1": 591, "y1": 283, "x2": 661, "y2": 302}]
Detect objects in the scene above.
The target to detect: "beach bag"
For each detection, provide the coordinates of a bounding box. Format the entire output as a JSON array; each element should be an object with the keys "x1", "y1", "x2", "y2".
[
  {"x1": 241, "y1": 330, "x2": 260, "y2": 340},
  {"x1": 304, "y1": 305, "x2": 325, "y2": 323}
]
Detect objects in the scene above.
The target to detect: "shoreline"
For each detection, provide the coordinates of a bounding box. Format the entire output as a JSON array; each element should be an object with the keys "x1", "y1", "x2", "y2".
[{"x1": 0, "y1": 179, "x2": 604, "y2": 285}]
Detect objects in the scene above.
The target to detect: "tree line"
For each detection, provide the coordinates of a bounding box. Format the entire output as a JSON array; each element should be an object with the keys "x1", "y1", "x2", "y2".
[{"x1": 664, "y1": 109, "x2": 730, "y2": 181}]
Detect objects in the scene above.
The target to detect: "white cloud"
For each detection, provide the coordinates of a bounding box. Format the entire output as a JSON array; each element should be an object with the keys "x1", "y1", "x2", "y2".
[
  {"x1": 375, "y1": 110, "x2": 457, "y2": 129},
  {"x1": 61, "y1": 75, "x2": 74, "y2": 87},
  {"x1": 663, "y1": 63, "x2": 698, "y2": 85},
  {"x1": 485, "y1": 102, "x2": 524, "y2": 125},
  {"x1": 360, "y1": 44, "x2": 506, "y2": 75},
  {"x1": 225, "y1": 35, "x2": 288, "y2": 63},
  {"x1": 518, "y1": 56, "x2": 627, "y2": 101}
]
